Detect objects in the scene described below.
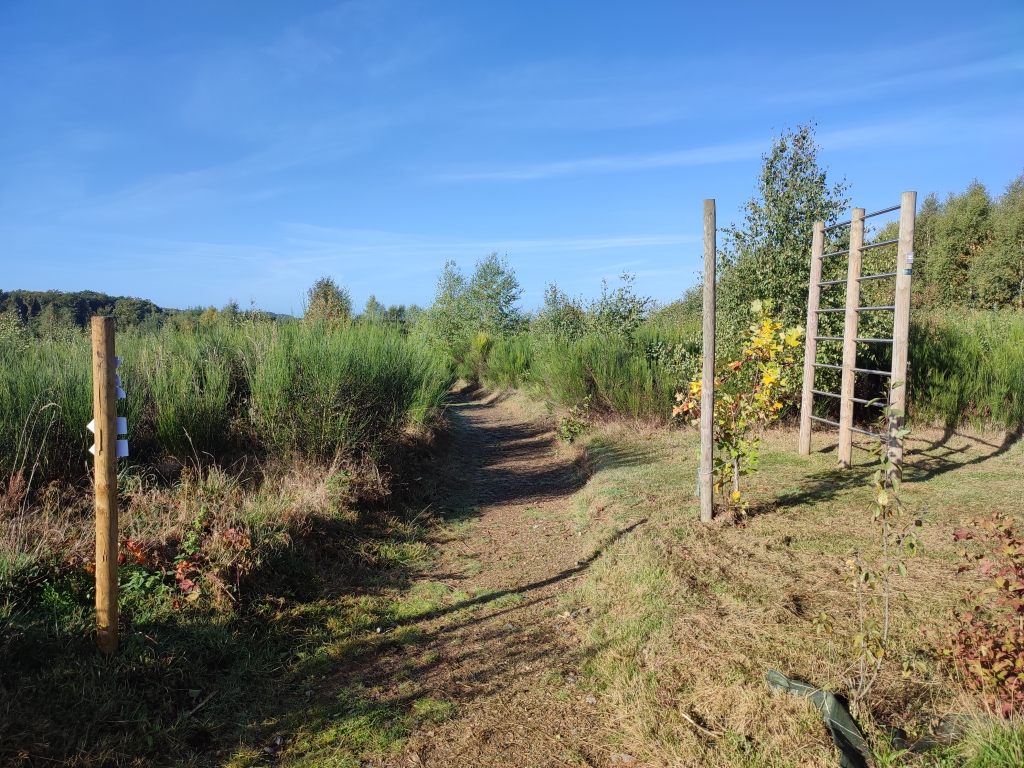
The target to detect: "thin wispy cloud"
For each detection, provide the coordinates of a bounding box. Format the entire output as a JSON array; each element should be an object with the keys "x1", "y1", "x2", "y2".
[{"x1": 435, "y1": 140, "x2": 765, "y2": 182}]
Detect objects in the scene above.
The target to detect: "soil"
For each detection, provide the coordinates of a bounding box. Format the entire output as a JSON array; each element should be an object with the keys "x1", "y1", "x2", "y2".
[{"x1": 383, "y1": 389, "x2": 614, "y2": 767}]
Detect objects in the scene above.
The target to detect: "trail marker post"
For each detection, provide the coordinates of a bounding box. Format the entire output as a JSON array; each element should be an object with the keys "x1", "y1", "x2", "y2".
[
  {"x1": 699, "y1": 199, "x2": 716, "y2": 523},
  {"x1": 90, "y1": 317, "x2": 127, "y2": 654}
]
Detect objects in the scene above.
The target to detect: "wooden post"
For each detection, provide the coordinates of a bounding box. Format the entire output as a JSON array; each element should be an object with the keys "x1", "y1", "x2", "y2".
[
  {"x1": 91, "y1": 316, "x2": 118, "y2": 654},
  {"x1": 838, "y1": 208, "x2": 865, "y2": 468},
  {"x1": 887, "y1": 191, "x2": 916, "y2": 479},
  {"x1": 700, "y1": 199, "x2": 716, "y2": 523},
  {"x1": 798, "y1": 221, "x2": 826, "y2": 455}
]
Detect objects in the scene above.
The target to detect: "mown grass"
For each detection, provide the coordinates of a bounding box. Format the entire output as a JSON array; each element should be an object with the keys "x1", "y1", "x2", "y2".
[{"x1": 560, "y1": 417, "x2": 1024, "y2": 766}]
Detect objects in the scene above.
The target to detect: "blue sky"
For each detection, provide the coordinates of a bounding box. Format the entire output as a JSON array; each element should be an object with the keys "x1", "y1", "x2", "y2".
[{"x1": 1, "y1": 1, "x2": 1022, "y2": 315}]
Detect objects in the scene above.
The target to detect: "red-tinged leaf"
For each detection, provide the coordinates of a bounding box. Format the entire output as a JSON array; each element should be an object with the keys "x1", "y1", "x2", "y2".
[{"x1": 954, "y1": 530, "x2": 972, "y2": 541}]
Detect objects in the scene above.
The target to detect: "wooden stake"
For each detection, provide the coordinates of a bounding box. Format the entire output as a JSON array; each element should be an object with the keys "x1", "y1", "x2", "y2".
[
  {"x1": 887, "y1": 191, "x2": 917, "y2": 479},
  {"x1": 798, "y1": 221, "x2": 825, "y2": 455},
  {"x1": 838, "y1": 208, "x2": 865, "y2": 469},
  {"x1": 91, "y1": 316, "x2": 118, "y2": 655},
  {"x1": 700, "y1": 199, "x2": 716, "y2": 523}
]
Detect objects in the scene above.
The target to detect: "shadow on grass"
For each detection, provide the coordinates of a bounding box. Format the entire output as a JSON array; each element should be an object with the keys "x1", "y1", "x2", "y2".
[{"x1": 770, "y1": 428, "x2": 1020, "y2": 515}]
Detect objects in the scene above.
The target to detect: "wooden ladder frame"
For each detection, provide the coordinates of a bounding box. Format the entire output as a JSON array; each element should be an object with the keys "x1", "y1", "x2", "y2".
[{"x1": 798, "y1": 191, "x2": 916, "y2": 476}]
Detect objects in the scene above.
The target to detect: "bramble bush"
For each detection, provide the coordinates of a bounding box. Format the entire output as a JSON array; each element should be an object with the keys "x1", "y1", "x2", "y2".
[{"x1": 941, "y1": 515, "x2": 1024, "y2": 716}]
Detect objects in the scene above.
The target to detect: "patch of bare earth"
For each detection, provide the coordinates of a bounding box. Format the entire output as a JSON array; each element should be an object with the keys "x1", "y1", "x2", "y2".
[{"x1": 390, "y1": 390, "x2": 613, "y2": 768}]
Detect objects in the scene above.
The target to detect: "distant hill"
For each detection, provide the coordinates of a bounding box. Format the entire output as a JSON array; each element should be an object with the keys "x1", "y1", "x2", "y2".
[{"x1": 0, "y1": 288, "x2": 165, "y2": 328}]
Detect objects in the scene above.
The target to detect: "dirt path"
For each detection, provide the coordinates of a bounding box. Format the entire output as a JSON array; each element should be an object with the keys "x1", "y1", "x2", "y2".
[{"x1": 390, "y1": 391, "x2": 613, "y2": 768}]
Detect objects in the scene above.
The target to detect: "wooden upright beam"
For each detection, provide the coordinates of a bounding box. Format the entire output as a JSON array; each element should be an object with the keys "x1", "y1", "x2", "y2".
[
  {"x1": 838, "y1": 208, "x2": 865, "y2": 468},
  {"x1": 887, "y1": 191, "x2": 917, "y2": 479},
  {"x1": 700, "y1": 199, "x2": 716, "y2": 523},
  {"x1": 798, "y1": 221, "x2": 825, "y2": 455},
  {"x1": 91, "y1": 317, "x2": 119, "y2": 654}
]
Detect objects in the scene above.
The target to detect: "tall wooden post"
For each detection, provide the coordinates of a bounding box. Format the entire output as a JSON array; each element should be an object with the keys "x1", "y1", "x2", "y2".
[
  {"x1": 91, "y1": 317, "x2": 119, "y2": 654},
  {"x1": 798, "y1": 221, "x2": 825, "y2": 455},
  {"x1": 699, "y1": 200, "x2": 716, "y2": 523},
  {"x1": 838, "y1": 208, "x2": 865, "y2": 468},
  {"x1": 887, "y1": 191, "x2": 916, "y2": 479}
]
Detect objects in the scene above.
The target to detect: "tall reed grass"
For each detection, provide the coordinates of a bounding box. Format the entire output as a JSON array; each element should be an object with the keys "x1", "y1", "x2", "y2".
[
  {"x1": 0, "y1": 322, "x2": 453, "y2": 489},
  {"x1": 530, "y1": 335, "x2": 677, "y2": 420},
  {"x1": 910, "y1": 311, "x2": 1024, "y2": 431},
  {"x1": 244, "y1": 322, "x2": 452, "y2": 462}
]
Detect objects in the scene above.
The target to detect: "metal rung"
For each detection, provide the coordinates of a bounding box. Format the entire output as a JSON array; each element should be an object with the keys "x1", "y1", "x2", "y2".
[
  {"x1": 818, "y1": 278, "x2": 847, "y2": 286},
  {"x1": 813, "y1": 336, "x2": 843, "y2": 341},
  {"x1": 852, "y1": 367, "x2": 892, "y2": 377},
  {"x1": 861, "y1": 238, "x2": 899, "y2": 251},
  {"x1": 854, "y1": 337, "x2": 893, "y2": 343},
  {"x1": 813, "y1": 363, "x2": 843, "y2": 370},
  {"x1": 811, "y1": 389, "x2": 840, "y2": 399},
  {"x1": 851, "y1": 425, "x2": 884, "y2": 437},
  {"x1": 821, "y1": 248, "x2": 850, "y2": 258},
  {"x1": 851, "y1": 396, "x2": 886, "y2": 408},
  {"x1": 810, "y1": 415, "x2": 841, "y2": 427},
  {"x1": 856, "y1": 305, "x2": 895, "y2": 312},
  {"x1": 816, "y1": 308, "x2": 845, "y2": 313},
  {"x1": 864, "y1": 204, "x2": 901, "y2": 219},
  {"x1": 823, "y1": 221, "x2": 851, "y2": 233},
  {"x1": 859, "y1": 272, "x2": 897, "y2": 282}
]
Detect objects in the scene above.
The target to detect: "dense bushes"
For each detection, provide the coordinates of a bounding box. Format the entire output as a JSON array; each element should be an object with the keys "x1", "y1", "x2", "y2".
[
  {"x1": 0, "y1": 320, "x2": 453, "y2": 491},
  {"x1": 245, "y1": 322, "x2": 452, "y2": 462},
  {"x1": 909, "y1": 311, "x2": 1024, "y2": 431}
]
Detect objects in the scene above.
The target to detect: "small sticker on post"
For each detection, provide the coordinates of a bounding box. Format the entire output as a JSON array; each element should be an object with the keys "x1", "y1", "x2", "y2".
[
  {"x1": 116, "y1": 387, "x2": 126, "y2": 399},
  {"x1": 903, "y1": 268, "x2": 912, "y2": 275},
  {"x1": 116, "y1": 439, "x2": 129, "y2": 458}
]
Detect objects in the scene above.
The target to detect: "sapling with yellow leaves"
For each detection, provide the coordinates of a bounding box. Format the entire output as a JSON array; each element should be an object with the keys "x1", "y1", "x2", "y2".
[{"x1": 673, "y1": 300, "x2": 803, "y2": 508}]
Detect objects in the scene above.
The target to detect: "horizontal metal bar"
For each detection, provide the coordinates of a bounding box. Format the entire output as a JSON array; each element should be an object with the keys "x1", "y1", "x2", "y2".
[
  {"x1": 852, "y1": 366, "x2": 892, "y2": 377},
  {"x1": 813, "y1": 363, "x2": 843, "y2": 370},
  {"x1": 861, "y1": 238, "x2": 899, "y2": 251},
  {"x1": 859, "y1": 272, "x2": 897, "y2": 282},
  {"x1": 814, "y1": 335, "x2": 893, "y2": 343},
  {"x1": 818, "y1": 277, "x2": 847, "y2": 286},
  {"x1": 811, "y1": 389, "x2": 841, "y2": 399},
  {"x1": 856, "y1": 305, "x2": 895, "y2": 312},
  {"x1": 822, "y1": 220, "x2": 852, "y2": 233},
  {"x1": 815, "y1": 308, "x2": 846, "y2": 313},
  {"x1": 820, "y1": 248, "x2": 850, "y2": 258},
  {"x1": 851, "y1": 396, "x2": 886, "y2": 408},
  {"x1": 863, "y1": 204, "x2": 901, "y2": 220},
  {"x1": 850, "y1": 425, "x2": 883, "y2": 437},
  {"x1": 810, "y1": 415, "x2": 841, "y2": 427}
]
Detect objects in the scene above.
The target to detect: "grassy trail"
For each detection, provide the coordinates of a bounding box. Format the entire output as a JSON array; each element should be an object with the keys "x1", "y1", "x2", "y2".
[{"x1": 381, "y1": 389, "x2": 616, "y2": 767}]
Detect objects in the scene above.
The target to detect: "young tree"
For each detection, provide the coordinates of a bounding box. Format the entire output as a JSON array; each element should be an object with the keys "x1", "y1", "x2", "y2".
[
  {"x1": 305, "y1": 277, "x2": 352, "y2": 326},
  {"x1": 718, "y1": 123, "x2": 850, "y2": 333},
  {"x1": 466, "y1": 252, "x2": 524, "y2": 336},
  {"x1": 987, "y1": 173, "x2": 1024, "y2": 309},
  {"x1": 362, "y1": 295, "x2": 385, "y2": 324},
  {"x1": 926, "y1": 180, "x2": 992, "y2": 306}
]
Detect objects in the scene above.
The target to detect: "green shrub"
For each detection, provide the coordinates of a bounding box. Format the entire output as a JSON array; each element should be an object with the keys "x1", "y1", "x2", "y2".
[
  {"x1": 483, "y1": 335, "x2": 533, "y2": 388},
  {"x1": 244, "y1": 323, "x2": 452, "y2": 462},
  {"x1": 0, "y1": 319, "x2": 453, "y2": 488},
  {"x1": 909, "y1": 311, "x2": 1024, "y2": 431},
  {"x1": 532, "y1": 334, "x2": 674, "y2": 420}
]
